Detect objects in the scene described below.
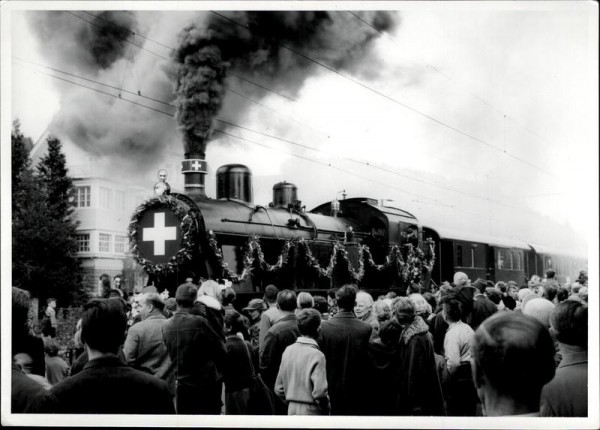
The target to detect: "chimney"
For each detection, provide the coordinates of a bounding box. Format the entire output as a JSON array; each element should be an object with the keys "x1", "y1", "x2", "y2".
[{"x1": 181, "y1": 152, "x2": 207, "y2": 199}]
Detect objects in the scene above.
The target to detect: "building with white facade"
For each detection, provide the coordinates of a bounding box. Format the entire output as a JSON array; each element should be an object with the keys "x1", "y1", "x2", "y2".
[{"x1": 30, "y1": 132, "x2": 184, "y2": 296}]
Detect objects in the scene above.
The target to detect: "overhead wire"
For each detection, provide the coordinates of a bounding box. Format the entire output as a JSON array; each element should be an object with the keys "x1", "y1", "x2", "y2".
[
  {"x1": 346, "y1": 11, "x2": 559, "y2": 154},
  {"x1": 209, "y1": 11, "x2": 556, "y2": 179}
]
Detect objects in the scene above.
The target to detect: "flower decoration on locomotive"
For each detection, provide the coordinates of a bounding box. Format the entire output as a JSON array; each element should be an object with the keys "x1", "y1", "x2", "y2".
[{"x1": 128, "y1": 195, "x2": 199, "y2": 275}]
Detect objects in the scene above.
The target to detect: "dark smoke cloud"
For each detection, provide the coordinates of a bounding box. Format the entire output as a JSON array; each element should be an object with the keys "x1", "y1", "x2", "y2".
[
  {"x1": 28, "y1": 11, "x2": 137, "y2": 75},
  {"x1": 173, "y1": 11, "x2": 399, "y2": 157}
]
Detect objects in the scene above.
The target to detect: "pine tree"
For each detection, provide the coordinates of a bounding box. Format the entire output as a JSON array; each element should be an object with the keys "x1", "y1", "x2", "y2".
[{"x1": 12, "y1": 126, "x2": 85, "y2": 306}]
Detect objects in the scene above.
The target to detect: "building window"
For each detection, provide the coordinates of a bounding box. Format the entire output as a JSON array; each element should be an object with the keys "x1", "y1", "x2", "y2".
[
  {"x1": 100, "y1": 187, "x2": 112, "y2": 209},
  {"x1": 115, "y1": 190, "x2": 125, "y2": 211},
  {"x1": 456, "y1": 245, "x2": 463, "y2": 267},
  {"x1": 99, "y1": 234, "x2": 111, "y2": 252},
  {"x1": 76, "y1": 234, "x2": 90, "y2": 252},
  {"x1": 115, "y1": 235, "x2": 127, "y2": 254},
  {"x1": 75, "y1": 186, "x2": 91, "y2": 208}
]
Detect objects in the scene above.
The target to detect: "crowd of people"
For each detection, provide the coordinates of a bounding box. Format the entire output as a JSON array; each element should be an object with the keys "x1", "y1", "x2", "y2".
[{"x1": 11, "y1": 268, "x2": 589, "y2": 417}]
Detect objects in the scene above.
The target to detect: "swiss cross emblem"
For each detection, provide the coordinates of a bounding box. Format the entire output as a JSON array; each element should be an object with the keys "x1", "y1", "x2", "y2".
[{"x1": 137, "y1": 209, "x2": 180, "y2": 264}]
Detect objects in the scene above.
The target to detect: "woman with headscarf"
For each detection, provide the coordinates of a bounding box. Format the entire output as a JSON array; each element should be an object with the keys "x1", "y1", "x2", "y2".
[
  {"x1": 392, "y1": 297, "x2": 445, "y2": 416},
  {"x1": 192, "y1": 280, "x2": 226, "y2": 341}
]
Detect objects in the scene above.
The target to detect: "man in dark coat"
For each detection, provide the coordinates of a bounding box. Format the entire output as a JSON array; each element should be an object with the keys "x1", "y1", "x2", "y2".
[
  {"x1": 469, "y1": 278, "x2": 497, "y2": 330},
  {"x1": 452, "y1": 272, "x2": 476, "y2": 323},
  {"x1": 541, "y1": 301, "x2": 588, "y2": 417},
  {"x1": 317, "y1": 285, "x2": 373, "y2": 415},
  {"x1": 259, "y1": 289, "x2": 300, "y2": 391},
  {"x1": 163, "y1": 283, "x2": 227, "y2": 414},
  {"x1": 44, "y1": 298, "x2": 174, "y2": 414}
]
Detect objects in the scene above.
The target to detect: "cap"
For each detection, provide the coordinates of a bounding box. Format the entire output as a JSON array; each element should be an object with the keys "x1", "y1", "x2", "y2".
[
  {"x1": 175, "y1": 282, "x2": 198, "y2": 304},
  {"x1": 243, "y1": 298, "x2": 267, "y2": 311}
]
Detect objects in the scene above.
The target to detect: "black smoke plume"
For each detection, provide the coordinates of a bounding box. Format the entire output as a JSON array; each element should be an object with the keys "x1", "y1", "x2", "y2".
[
  {"x1": 28, "y1": 11, "x2": 137, "y2": 75},
  {"x1": 173, "y1": 11, "x2": 399, "y2": 158}
]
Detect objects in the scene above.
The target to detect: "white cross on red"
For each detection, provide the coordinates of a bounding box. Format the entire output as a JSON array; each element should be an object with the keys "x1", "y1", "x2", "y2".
[{"x1": 142, "y1": 212, "x2": 177, "y2": 256}]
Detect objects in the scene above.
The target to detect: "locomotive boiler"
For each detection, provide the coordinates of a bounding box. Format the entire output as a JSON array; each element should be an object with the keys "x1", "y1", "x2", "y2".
[{"x1": 129, "y1": 155, "x2": 426, "y2": 298}]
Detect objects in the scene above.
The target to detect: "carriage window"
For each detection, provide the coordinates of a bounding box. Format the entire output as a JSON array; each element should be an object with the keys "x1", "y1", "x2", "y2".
[
  {"x1": 471, "y1": 248, "x2": 475, "y2": 268},
  {"x1": 497, "y1": 250, "x2": 504, "y2": 270},
  {"x1": 508, "y1": 252, "x2": 514, "y2": 270},
  {"x1": 514, "y1": 252, "x2": 521, "y2": 270},
  {"x1": 457, "y1": 245, "x2": 463, "y2": 267}
]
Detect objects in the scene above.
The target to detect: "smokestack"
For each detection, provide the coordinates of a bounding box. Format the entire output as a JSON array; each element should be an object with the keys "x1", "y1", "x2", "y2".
[{"x1": 181, "y1": 152, "x2": 207, "y2": 199}]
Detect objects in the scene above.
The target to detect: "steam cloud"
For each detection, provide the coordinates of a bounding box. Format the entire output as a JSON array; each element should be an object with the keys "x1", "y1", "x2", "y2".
[{"x1": 173, "y1": 11, "x2": 399, "y2": 158}]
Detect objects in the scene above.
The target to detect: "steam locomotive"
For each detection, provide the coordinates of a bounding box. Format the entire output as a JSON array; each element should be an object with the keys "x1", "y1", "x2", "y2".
[{"x1": 129, "y1": 155, "x2": 587, "y2": 299}]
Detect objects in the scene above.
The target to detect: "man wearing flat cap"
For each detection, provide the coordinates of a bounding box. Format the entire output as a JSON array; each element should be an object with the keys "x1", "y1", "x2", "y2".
[
  {"x1": 243, "y1": 298, "x2": 268, "y2": 349},
  {"x1": 162, "y1": 283, "x2": 227, "y2": 414}
]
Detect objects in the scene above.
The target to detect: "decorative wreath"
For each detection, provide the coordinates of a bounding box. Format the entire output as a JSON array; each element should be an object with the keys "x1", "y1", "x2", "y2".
[{"x1": 128, "y1": 196, "x2": 198, "y2": 275}]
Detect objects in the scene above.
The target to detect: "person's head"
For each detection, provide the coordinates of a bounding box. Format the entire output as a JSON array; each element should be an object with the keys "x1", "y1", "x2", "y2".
[
  {"x1": 528, "y1": 275, "x2": 542, "y2": 289},
  {"x1": 545, "y1": 270, "x2": 556, "y2": 280},
  {"x1": 224, "y1": 310, "x2": 246, "y2": 336},
  {"x1": 470, "y1": 312, "x2": 556, "y2": 414},
  {"x1": 422, "y1": 292, "x2": 437, "y2": 313},
  {"x1": 277, "y1": 289, "x2": 297, "y2": 313},
  {"x1": 378, "y1": 319, "x2": 403, "y2": 347},
  {"x1": 501, "y1": 295, "x2": 516, "y2": 311},
  {"x1": 572, "y1": 283, "x2": 582, "y2": 294},
  {"x1": 221, "y1": 286, "x2": 236, "y2": 306},
  {"x1": 549, "y1": 300, "x2": 587, "y2": 348},
  {"x1": 81, "y1": 299, "x2": 127, "y2": 354},
  {"x1": 264, "y1": 285, "x2": 279, "y2": 304},
  {"x1": 164, "y1": 297, "x2": 177, "y2": 318},
  {"x1": 472, "y1": 278, "x2": 487, "y2": 294},
  {"x1": 139, "y1": 292, "x2": 165, "y2": 320},
  {"x1": 312, "y1": 295, "x2": 329, "y2": 315},
  {"x1": 517, "y1": 288, "x2": 533, "y2": 303},
  {"x1": 408, "y1": 293, "x2": 432, "y2": 317},
  {"x1": 385, "y1": 291, "x2": 397, "y2": 300},
  {"x1": 296, "y1": 308, "x2": 321, "y2": 339},
  {"x1": 158, "y1": 169, "x2": 168, "y2": 182},
  {"x1": 578, "y1": 287, "x2": 588, "y2": 304},
  {"x1": 108, "y1": 288, "x2": 123, "y2": 299},
  {"x1": 522, "y1": 297, "x2": 555, "y2": 329},
  {"x1": 354, "y1": 291, "x2": 374, "y2": 319},
  {"x1": 555, "y1": 286, "x2": 569, "y2": 303},
  {"x1": 43, "y1": 337, "x2": 60, "y2": 357},
  {"x1": 495, "y1": 282, "x2": 508, "y2": 295},
  {"x1": 336, "y1": 285, "x2": 358, "y2": 312},
  {"x1": 541, "y1": 281, "x2": 559, "y2": 302},
  {"x1": 440, "y1": 294, "x2": 462, "y2": 324},
  {"x1": 577, "y1": 270, "x2": 588, "y2": 285},
  {"x1": 326, "y1": 288, "x2": 337, "y2": 308},
  {"x1": 436, "y1": 283, "x2": 454, "y2": 304},
  {"x1": 392, "y1": 297, "x2": 416, "y2": 328},
  {"x1": 184, "y1": 271, "x2": 196, "y2": 284},
  {"x1": 47, "y1": 298, "x2": 57, "y2": 308},
  {"x1": 373, "y1": 299, "x2": 392, "y2": 323},
  {"x1": 198, "y1": 280, "x2": 222, "y2": 301},
  {"x1": 175, "y1": 282, "x2": 198, "y2": 308},
  {"x1": 113, "y1": 275, "x2": 122, "y2": 289},
  {"x1": 485, "y1": 288, "x2": 502, "y2": 305},
  {"x1": 453, "y1": 272, "x2": 469, "y2": 287},
  {"x1": 73, "y1": 318, "x2": 83, "y2": 348},
  {"x1": 243, "y1": 298, "x2": 267, "y2": 323},
  {"x1": 12, "y1": 287, "x2": 31, "y2": 338},
  {"x1": 508, "y1": 285, "x2": 519, "y2": 300},
  {"x1": 297, "y1": 292, "x2": 315, "y2": 310}
]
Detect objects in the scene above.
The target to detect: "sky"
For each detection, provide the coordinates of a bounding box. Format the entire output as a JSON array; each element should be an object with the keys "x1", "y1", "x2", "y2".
[{"x1": 4, "y1": 2, "x2": 599, "y2": 256}]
